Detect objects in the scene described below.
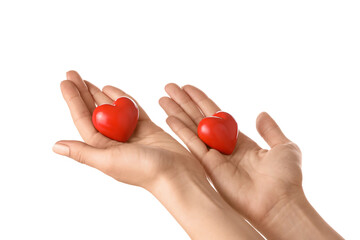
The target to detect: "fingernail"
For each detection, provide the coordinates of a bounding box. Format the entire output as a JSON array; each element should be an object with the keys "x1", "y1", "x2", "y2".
[{"x1": 52, "y1": 143, "x2": 70, "y2": 156}]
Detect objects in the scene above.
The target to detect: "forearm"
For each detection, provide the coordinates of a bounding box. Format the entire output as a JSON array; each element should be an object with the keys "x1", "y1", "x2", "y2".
[
  {"x1": 259, "y1": 191, "x2": 343, "y2": 240},
  {"x1": 150, "y1": 172, "x2": 263, "y2": 240}
]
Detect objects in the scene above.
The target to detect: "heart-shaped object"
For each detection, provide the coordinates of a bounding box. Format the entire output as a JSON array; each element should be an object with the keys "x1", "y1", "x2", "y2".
[
  {"x1": 197, "y1": 111, "x2": 238, "y2": 155},
  {"x1": 92, "y1": 97, "x2": 139, "y2": 142}
]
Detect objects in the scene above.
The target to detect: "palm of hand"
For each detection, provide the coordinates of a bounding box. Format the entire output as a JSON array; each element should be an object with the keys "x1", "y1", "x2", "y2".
[
  {"x1": 105, "y1": 120, "x2": 201, "y2": 187},
  {"x1": 57, "y1": 71, "x2": 205, "y2": 190},
  {"x1": 217, "y1": 141, "x2": 303, "y2": 223},
  {"x1": 160, "y1": 83, "x2": 303, "y2": 225}
]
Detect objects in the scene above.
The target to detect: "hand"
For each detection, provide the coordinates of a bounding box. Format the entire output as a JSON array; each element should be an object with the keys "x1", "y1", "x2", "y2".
[
  {"x1": 160, "y1": 83, "x2": 343, "y2": 239},
  {"x1": 160, "y1": 83, "x2": 302, "y2": 222},
  {"x1": 53, "y1": 71, "x2": 263, "y2": 240},
  {"x1": 53, "y1": 71, "x2": 206, "y2": 189}
]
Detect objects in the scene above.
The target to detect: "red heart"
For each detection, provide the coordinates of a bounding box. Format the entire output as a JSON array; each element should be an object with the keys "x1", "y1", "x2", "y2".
[
  {"x1": 197, "y1": 111, "x2": 238, "y2": 155},
  {"x1": 92, "y1": 97, "x2": 139, "y2": 142}
]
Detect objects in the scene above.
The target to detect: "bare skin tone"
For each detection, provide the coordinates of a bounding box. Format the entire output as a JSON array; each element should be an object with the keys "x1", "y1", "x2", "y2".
[
  {"x1": 52, "y1": 71, "x2": 262, "y2": 240},
  {"x1": 159, "y1": 83, "x2": 343, "y2": 240}
]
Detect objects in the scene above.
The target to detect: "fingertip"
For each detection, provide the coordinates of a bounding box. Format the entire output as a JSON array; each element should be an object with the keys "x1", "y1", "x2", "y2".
[
  {"x1": 60, "y1": 80, "x2": 76, "y2": 93},
  {"x1": 60, "y1": 80, "x2": 67, "y2": 88},
  {"x1": 256, "y1": 111, "x2": 268, "y2": 123},
  {"x1": 182, "y1": 84, "x2": 199, "y2": 92},
  {"x1": 182, "y1": 84, "x2": 207, "y2": 98},
  {"x1": 165, "y1": 115, "x2": 173, "y2": 124},
  {"x1": 164, "y1": 83, "x2": 179, "y2": 93},
  {"x1": 52, "y1": 141, "x2": 70, "y2": 156},
  {"x1": 256, "y1": 112, "x2": 290, "y2": 147},
  {"x1": 159, "y1": 96, "x2": 173, "y2": 105},
  {"x1": 181, "y1": 84, "x2": 193, "y2": 91},
  {"x1": 166, "y1": 115, "x2": 177, "y2": 125},
  {"x1": 60, "y1": 80, "x2": 79, "y2": 95},
  {"x1": 258, "y1": 111, "x2": 268, "y2": 117},
  {"x1": 66, "y1": 70, "x2": 80, "y2": 79},
  {"x1": 61, "y1": 79, "x2": 76, "y2": 86},
  {"x1": 257, "y1": 111, "x2": 272, "y2": 124},
  {"x1": 165, "y1": 82, "x2": 178, "y2": 88},
  {"x1": 158, "y1": 96, "x2": 168, "y2": 106},
  {"x1": 164, "y1": 83, "x2": 171, "y2": 91},
  {"x1": 102, "y1": 85, "x2": 114, "y2": 92}
]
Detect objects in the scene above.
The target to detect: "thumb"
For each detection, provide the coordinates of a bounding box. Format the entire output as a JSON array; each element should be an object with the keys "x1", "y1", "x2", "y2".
[
  {"x1": 256, "y1": 112, "x2": 290, "y2": 148},
  {"x1": 52, "y1": 140, "x2": 111, "y2": 173}
]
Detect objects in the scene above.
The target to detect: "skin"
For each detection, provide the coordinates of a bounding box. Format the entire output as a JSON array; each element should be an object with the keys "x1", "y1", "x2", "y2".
[
  {"x1": 159, "y1": 83, "x2": 344, "y2": 240},
  {"x1": 52, "y1": 71, "x2": 262, "y2": 240}
]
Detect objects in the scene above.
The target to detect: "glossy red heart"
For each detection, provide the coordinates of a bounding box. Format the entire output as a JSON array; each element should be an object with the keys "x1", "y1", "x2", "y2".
[
  {"x1": 197, "y1": 111, "x2": 238, "y2": 155},
  {"x1": 92, "y1": 97, "x2": 139, "y2": 142}
]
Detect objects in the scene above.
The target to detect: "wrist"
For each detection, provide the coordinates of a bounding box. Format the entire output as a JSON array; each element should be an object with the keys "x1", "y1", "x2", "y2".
[
  {"x1": 150, "y1": 170, "x2": 262, "y2": 240},
  {"x1": 259, "y1": 190, "x2": 343, "y2": 240}
]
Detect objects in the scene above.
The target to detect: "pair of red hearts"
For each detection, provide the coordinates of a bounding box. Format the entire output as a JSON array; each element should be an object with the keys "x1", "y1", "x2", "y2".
[{"x1": 92, "y1": 97, "x2": 238, "y2": 154}]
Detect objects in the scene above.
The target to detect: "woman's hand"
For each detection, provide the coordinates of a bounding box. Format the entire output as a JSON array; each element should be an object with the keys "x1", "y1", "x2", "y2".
[
  {"x1": 53, "y1": 71, "x2": 263, "y2": 240},
  {"x1": 160, "y1": 83, "x2": 343, "y2": 239},
  {"x1": 54, "y1": 71, "x2": 205, "y2": 189}
]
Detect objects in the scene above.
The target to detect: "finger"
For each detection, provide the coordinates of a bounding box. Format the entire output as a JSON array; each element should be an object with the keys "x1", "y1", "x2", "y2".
[
  {"x1": 84, "y1": 80, "x2": 113, "y2": 105},
  {"x1": 166, "y1": 116, "x2": 208, "y2": 160},
  {"x1": 164, "y1": 83, "x2": 204, "y2": 124},
  {"x1": 60, "y1": 80, "x2": 112, "y2": 147},
  {"x1": 256, "y1": 112, "x2": 290, "y2": 148},
  {"x1": 159, "y1": 96, "x2": 198, "y2": 133},
  {"x1": 102, "y1": 85, "x2": 150, "y2": 121},
  {"x1": 52, "y1": 140, "x2": 113, "y2": 175},
  {"x1": 66, "y1": 70, "x2": 96, "y2": 113},
  {"x1": 182, "y1": 85, "x2": 221, "y2": 117}
]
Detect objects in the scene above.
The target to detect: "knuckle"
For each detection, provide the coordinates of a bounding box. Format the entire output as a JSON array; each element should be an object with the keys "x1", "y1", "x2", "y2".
[
  {"x1": 66, "y1": 94, "x2": 80, "y2": 104},
  {"x1": 76, "y1": 151, "x2": 86, "y2": 165},
  {"x1": 75, "y1": 145, "x2": 88, "y2": 165},
  {"x1": 74, "y1": 111, "x2": 92, "y2": 124},
  {"x1": 102, "y1": 148, "x2": 120, "y2": 174},
  {"x1": 187, "y1": 134, "x2": 199, "y2": 145},
  {"x1": 287, "y1": 142, "x2": 302, "y2": 154},
  {"x1": 92, "y1": 88, "x2": 103, "y2": 97}
]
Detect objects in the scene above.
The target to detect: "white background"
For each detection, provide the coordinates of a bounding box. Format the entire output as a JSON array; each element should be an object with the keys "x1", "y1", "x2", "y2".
[{"x1": 0, "y1": 0, "x2": 359, "y2": 239}]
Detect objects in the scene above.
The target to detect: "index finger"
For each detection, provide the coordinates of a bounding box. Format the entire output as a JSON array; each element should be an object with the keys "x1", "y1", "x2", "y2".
[{"x1": 66, "y1": 70, "x2": 96, "y2": 113}]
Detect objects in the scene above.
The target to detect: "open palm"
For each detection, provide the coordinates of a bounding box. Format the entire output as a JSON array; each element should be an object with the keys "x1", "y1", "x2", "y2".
[
  {"x1": 160, "y1": 83, "x2": 303, "y2": 226},
  {"x1": 56, "y1": 71, "x2": 207, "y2": 190}
]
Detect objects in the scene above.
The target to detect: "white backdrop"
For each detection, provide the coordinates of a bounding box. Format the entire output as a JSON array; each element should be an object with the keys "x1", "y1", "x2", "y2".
[{"x1": 0, "y1": 1, "x2": 359, "y2": 239}]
